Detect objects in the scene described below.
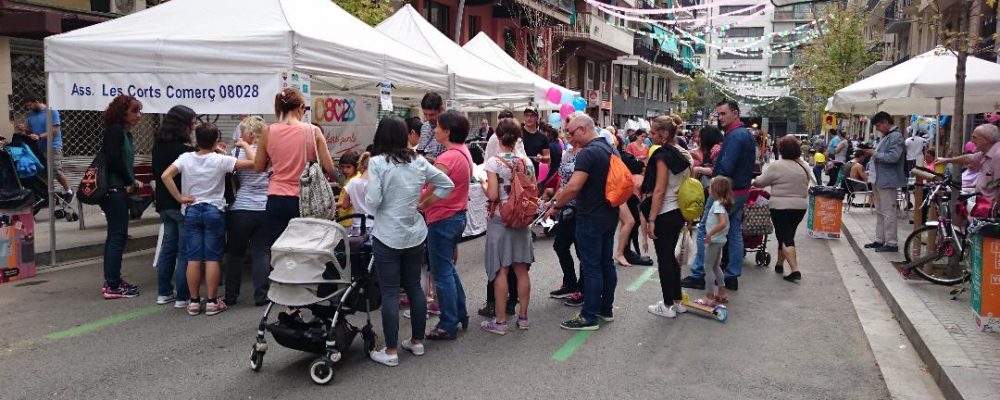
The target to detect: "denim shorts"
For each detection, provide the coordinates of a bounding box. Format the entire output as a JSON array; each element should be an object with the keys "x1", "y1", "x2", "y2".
[{"x1": 185, "y1": 203, "x2": 226, "y2": 262}]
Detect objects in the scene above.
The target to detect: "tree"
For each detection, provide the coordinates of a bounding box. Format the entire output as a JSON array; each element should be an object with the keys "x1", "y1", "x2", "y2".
[
  {"x1": 333, "y1": 0, "x2": 392, "y2": 26},
  {"x1": 680, "y1": 75, "x2": 724, "y2": 122},
  {"x1": 751, "y1": 97, "x2": 802, "y2": 122},
  {"x1": 509, "y1": 3, "x2": 575, "y2": 82},
  {"x1": 792, "y1": 4, "x2": 878, "y2": 135}
]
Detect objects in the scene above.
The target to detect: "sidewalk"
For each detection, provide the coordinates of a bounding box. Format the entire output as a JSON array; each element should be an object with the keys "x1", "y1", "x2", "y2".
[
  {"x1": 32, "y1": 202, "x2": 160, "y2": 267},
  {"x1": 841, "y1": 209, "x2": 1000, "y2": 400}
]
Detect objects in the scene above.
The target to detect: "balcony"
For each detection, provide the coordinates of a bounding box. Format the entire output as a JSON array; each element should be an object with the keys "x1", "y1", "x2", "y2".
[
  {"x1": 555, "y1": 13, "x2": 634, "y2": 55},
  {"x1": 883, "y1": 0, "x2": 913, "y2": 35},
  {"x1": 492, "y1": 0, "x2": 573, "y2": 24},
  {"x1": 768, "y1": 53, "x2": 798, "y2": 67}
]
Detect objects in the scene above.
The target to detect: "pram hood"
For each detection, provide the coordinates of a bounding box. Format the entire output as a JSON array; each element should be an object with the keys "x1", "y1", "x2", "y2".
[{"x1": 269, "y1": 218, "x2": 352, "y2": 306}]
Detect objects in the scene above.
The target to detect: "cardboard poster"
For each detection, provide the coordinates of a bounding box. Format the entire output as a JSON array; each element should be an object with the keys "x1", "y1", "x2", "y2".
[
  {"x1": 312, "y1": 95, "x2": 379, "y2": 158},
  {"x1": 807, "y1": 193, "x2": 843, "y2": 239},
  {"x1": 281, "y1": 71, "x2": 312, "y2": 124},
  {"x1": 971, "y1": 234, "x2": 1000, "y2": 333},
  {"x1": 0, "y1": 209, "x2": 36, "y2": 285}
]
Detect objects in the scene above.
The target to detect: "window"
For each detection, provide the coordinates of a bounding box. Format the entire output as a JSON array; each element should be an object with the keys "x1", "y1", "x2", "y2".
[
  {"x1": 638, "y1": 71, "x2": 646, "y2": 98},
  {"x1": 423, "y1": 1, "x2": 450, "y2": 37},
  {"x1": 585, "y1": 61, "x2": 595, "y2": 91},
  {"x1": 468, "y1": 16, "x2": 481, "y2": 40},
  {"x1": 720, "y1": 27, "x2": 765, "y2": 37},
  {"x1": 614, "y1": 65, "x2": 623, "y2": 94},
  {"x1": 717, "y1": 50, "x2": 763, "y2": 59},
  {"x1": 630, "y1": 68, "x2": 638, "y2": 98},
  {"x1": 718, "y1": 4, "x2": 765, "y2": 16},
  {"x1": 503, "y1": 28, "x2": 516, "y2": 57},
  {"x1": 600, "y1": 63, "x2": 608, "y2": 94}
]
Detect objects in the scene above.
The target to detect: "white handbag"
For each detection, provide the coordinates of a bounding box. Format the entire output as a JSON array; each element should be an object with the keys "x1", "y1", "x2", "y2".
[{"x1": 298, "y1": 126, "x2": 336, "y2": 220}]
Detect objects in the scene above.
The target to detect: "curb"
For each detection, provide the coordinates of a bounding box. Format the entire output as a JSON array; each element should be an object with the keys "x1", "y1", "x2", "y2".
[
  {"x1": 841, "y1": 217, "x2": 996, "y2": 400},
  {"x1": 35, "y1": 233, "x2": 159, "y2": 268}
]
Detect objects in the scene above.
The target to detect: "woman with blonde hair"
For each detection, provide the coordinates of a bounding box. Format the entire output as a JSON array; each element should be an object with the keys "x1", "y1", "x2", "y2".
[
  {"x1": 224, "y1": 116, "x2": 274, "y2": 306},
  {"x1": 339, "y1": 152, "x2": 375, "y2": 235}
]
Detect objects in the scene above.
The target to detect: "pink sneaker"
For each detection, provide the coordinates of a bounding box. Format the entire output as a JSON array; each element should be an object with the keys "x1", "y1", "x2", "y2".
[
  {"x1": 428, "y1": 303, "x2": 441, "y2": 315},
  {"x1": 205, "y1": 298, "x2": 228, "y2": 316},
  {"x1": 480, "y1": 319, "x2": 508, "y2": 335}
]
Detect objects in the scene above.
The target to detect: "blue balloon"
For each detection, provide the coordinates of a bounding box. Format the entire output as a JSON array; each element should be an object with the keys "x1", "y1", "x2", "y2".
[
  {"x1": 548, "y1": 114, "x2": 563, "y2": 129},
  {"x1": 572, "y1": 96, "x2": 586, "y2": 111},
  {"x1": 560, "y1": 91, "x2": 574, "y2": 105}
]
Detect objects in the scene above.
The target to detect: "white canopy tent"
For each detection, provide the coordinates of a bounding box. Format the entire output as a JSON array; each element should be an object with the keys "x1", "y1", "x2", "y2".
[
  {"x1": 463, "y1": 32, "x2": 577, "y2": 111},
  {"x1": 829, "y1": 46, "x2": 1000, "y2": 116},
  {"x1": 376, "y1": 5, "x2": 535, "y2": 108},
  {"x1": 44, "y1": 0, "x2": 451, "y2": 114}
]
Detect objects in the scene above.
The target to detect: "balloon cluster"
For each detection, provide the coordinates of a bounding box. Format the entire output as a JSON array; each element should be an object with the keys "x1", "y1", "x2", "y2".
[
  {"x1": 545, "y1": 87, "x2": 587, "y2": 121},
  {"x1": 984, "y1": 112, "x2": 1000, "y2": 124}
]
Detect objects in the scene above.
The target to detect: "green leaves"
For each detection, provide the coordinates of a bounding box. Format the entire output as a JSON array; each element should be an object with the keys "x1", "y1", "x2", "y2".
[{"x1": 333, "y1": 0, "x2": 392, "y2": 26}]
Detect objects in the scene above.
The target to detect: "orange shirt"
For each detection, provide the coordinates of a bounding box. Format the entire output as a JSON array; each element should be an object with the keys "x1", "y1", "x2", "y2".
[{"x1": 266, "y1": 123, "x2": 319, "y2": 197}]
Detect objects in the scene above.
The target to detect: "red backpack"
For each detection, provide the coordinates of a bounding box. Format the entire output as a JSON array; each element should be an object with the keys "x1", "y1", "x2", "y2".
[{"x1": 490, "y1": 156, "x2": 539, "y2": 228}]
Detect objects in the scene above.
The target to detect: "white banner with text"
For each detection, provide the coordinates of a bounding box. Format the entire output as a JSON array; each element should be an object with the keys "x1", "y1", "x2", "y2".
[{"x1": 47, "y1": 72, "x2": 283, "y2": 114}]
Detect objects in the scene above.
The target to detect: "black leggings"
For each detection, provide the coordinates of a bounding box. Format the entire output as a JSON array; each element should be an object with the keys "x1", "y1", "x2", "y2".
[
  {"x1": 653, "y1": 209, "x2": 685, "y2": 303},
  {"x1": 770, "y1": 209, "x2": 807, "y2": 248}
]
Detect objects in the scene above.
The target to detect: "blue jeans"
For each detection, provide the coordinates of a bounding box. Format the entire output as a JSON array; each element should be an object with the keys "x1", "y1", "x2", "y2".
[
  {"x1": 427, "y1": 212, "x2": 468, "y2": 333},
  {"x1": 156, "y1": 209, "x2": 189, "y2": 299},
  {"x1": 100, "y1": 190, "x2": 130, "y2": 287},
  {"x1": 184, "y1": 204, "x2": 226, "y2": 262},
  {"x1": 575, "y1": 217, "x2": 618, "y2": 323},
  {"x1": 690, "y1": 192, "x2": 748, "y2": 279}
]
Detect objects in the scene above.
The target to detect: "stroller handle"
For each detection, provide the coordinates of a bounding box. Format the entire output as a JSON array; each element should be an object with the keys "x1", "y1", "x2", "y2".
[{"x1": 335, "y1": 213, "x2": 374, "y2": 233}]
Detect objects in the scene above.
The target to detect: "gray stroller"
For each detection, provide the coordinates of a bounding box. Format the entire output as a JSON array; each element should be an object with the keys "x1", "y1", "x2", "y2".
[{"x1": 248, "y1": 216, "x2": 379, "y2": 385}]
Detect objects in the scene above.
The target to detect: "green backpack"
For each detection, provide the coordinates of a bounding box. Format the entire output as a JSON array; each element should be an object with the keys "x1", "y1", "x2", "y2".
[{"x1": 678, "y1": 176, "x2": 706, "y2": 222}]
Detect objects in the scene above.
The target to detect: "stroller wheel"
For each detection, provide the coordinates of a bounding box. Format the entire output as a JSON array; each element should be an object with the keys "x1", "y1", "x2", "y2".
[
  {"x1": 249, "y1": 347, "x2": 264, "y2": 372},
  {"x1": 763, "y1": 253, "x2": 772, "y2": 267},
  {"x1": 54, "y1": 209, "x2": 65, "y2": 219},
  {"x1": 755, "y1": 251, "x2": 767, "y2": 267},
  {"x1": 309, "y1": 357, "x2": 335, "y2": 385},
  {"x1": 70, "y1": 212, "x2": 79, "y2": 222}
]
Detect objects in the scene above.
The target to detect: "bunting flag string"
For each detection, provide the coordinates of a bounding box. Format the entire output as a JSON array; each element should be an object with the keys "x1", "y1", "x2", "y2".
[
  {"x1": 588, "y1": 0, "x2": 774, "y2": 27},
  {"x1": 586, "y1": 0, "x2": 760, "y2": 15}
]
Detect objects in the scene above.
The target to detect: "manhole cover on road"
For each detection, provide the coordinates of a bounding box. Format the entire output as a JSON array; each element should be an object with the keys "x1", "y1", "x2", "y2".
[{"x1": 13, "y1": 280, "x2": 48, "y2": 287}]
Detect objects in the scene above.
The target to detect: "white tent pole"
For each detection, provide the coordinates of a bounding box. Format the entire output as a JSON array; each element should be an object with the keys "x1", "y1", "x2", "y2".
[
  {"x1": 46, "y1": 102, "x2": 56, "y2": 266},
  {"x1": 454, "y1": 0, "x2": 466, "y2": 43}
]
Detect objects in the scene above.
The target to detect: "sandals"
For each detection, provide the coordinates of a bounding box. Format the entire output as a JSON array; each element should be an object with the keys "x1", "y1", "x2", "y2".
[
  {"x1": 614, "y1": 257, "x2": 632, "y2": 267},
  {"x1": 693, "y1": 298, "x2": 718, "y2": 307}
]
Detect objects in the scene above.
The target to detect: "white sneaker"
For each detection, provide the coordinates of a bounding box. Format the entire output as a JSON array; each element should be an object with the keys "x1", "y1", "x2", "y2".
[
  {"x1": 647, "y1": 301, "x2": 677, "y2": 318},
  {"x1": 671, "y1": 304, "x2": 688, "y2": 314},
  {"x1": 156, "y1": 295, "x2": 175, "y2": 305},
  {"x1": 401, "y1": 339, "x2": 425, "y2": 356},
  {"x1": 369, "y1": 348, "x2": 399, "y2": 367},
  {"x1": 174, "y1": 300, "x2": 190, "y2": 309}
]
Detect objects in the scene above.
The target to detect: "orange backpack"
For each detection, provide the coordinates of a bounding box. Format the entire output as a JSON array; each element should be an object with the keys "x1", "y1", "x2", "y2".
[
  {"x1": 490, "y1": 156, "x2": 539, "y2": 228},
  {"x1": 605, "y1": 153, "x2": 635, "y2": 207}
]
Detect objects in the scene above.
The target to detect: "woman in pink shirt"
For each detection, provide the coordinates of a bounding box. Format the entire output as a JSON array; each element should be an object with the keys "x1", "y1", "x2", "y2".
[
  {"x1": 626, "y1": 129, "x2": 650, "y2": 162},
  {"x1": 419, "y1": 110, "x2": 473, "y2": 340},
  {"x1": 254, "y1": 88, "x2": 336, "y2": 243}
]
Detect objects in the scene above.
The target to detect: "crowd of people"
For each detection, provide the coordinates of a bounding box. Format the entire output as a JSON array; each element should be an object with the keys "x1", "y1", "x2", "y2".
[{"x1": 54, "y1": 87, "x2": 995, "y2": 369}]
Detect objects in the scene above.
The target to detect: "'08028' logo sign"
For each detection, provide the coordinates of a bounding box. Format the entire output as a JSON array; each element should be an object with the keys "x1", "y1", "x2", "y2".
[{"x1": 313, "y1": 97, "x2": 356, "y2": 123}]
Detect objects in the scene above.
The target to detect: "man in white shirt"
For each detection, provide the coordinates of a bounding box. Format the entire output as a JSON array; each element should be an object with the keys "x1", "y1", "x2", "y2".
[{"x1": 904, "y1": 128, "x2": 927, "y2": 209}]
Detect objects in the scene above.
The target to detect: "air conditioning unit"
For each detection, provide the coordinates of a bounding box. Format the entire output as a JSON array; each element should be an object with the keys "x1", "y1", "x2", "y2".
[{"x1": 110, "y1": 0, "x2": 147, "y2": 15}]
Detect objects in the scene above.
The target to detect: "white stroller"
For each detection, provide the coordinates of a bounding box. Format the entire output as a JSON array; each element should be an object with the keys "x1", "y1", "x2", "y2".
[{"x1": 248, "y1": 216, "x2": 379, "y2": 385}]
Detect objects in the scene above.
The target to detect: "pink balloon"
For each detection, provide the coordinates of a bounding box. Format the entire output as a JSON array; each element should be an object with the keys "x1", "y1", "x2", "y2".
[
  {"x1": 559, "y1": 103, "x2": 574, "y2": 119},
  {"x1": 546, "y1": 87, "x2": 562, "y2": 104}
]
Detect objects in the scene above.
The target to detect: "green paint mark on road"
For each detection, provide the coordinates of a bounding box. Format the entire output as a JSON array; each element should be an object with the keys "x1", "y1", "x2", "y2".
[
  {"x1": 45, "y1": 306, "x2": 164, "y2": 340},
  {"x1": 552, "y1": 331, "x2": 594, "y2": 362},
  {"x1": 627, "y1": 268, "x2": 657, "y2": 292}
]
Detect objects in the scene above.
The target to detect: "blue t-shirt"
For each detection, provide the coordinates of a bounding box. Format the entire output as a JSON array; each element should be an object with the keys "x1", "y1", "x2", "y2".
[
  {"x1": 27, "y1": 109, "x2": 62, "y2": 150},
  {"x1": 705, "y1": 200, "x2": 729, "y2": 244},
  {"x1": 827, "y1": 136, "x2": 841, "y2": 156}
]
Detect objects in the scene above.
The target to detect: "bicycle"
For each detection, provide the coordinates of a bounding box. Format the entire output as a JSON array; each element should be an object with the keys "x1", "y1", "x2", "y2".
[{"x1": 901, "y1": 167, "x2": 977, "y2": 286}]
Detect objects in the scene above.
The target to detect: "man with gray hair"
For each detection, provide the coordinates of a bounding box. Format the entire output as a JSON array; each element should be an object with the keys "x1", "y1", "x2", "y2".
[
  {"x1": 936, "y1": 123, "x2": 1000, "y2": 203},
  {"x1": 864, "y1": 111, "x2": 906, "y2": 253},
  {"x1": 545, "y1": 113, "x2": 619, "y2": 331}
]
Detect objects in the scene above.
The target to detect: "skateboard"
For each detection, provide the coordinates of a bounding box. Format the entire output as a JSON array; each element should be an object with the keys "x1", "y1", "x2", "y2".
[{"x1": 680, "y1": 292, "x2": 728, "y2": 322}]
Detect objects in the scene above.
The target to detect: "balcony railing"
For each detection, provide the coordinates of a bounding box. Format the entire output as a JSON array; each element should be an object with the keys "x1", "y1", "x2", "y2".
[{"x1": 555, "y1": 13, "x2": 633, "y2": 55}]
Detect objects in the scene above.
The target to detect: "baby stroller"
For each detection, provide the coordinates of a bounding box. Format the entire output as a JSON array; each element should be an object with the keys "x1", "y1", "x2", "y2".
[
  {"x1": 248, "y1": 215, "x2": 380, "y2": 385},
  {"x1": 3, "y1": 134, "x2": 78, "y2": 221},
  {"x1": 742, "y1": 188, "x2": 773, "y2": 267}
]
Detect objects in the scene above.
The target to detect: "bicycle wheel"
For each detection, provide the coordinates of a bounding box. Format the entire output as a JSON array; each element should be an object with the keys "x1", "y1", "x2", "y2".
[{"x1": 903, "y1": 225, "x2": 969, "y2": 285}]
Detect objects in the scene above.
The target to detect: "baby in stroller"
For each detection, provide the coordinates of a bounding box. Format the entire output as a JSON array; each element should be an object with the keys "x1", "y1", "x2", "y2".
[{"x1": 249, "y1": 215, "x2": 380, "y2": 385}]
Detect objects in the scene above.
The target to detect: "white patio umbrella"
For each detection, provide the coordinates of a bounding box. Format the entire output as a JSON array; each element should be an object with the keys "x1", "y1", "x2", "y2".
[
  {"x1": 829, "y1": 46, "x2": 1000, "y2": 151},
  {"x1": 830, "y1": 46, "x2": 1000, "y2": 116}
]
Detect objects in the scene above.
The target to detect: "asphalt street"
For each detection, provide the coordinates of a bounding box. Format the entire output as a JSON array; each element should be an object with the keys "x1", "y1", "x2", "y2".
[{"x1": 0, "y1": 222, "x2": 892, "y2": 400}]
